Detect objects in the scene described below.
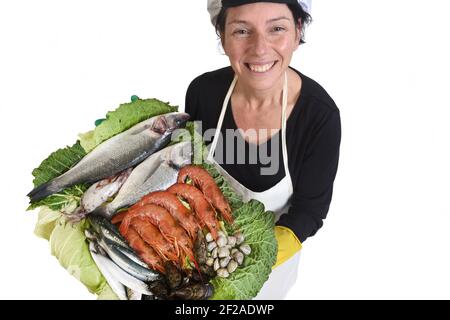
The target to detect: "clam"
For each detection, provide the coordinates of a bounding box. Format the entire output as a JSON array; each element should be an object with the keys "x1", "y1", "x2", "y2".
[
  {"x1": 212, "y1": 247, "x2": 218, "y2": 259},
  {"x1": 218, "y1": 247, "x2": 230, "y2": 258},
  {"x1": 233, "y1": 251, "x2": 244, "y2": 265},
  {"x1": 235, "y1": 232, "x2": 245, "y2": 245},
  {"x1": 207, "y1": 241, "x2": 217, "y2": 252},
  {"x1": 227, "y1": 260, "x2": 238, "y2": 273},
  {"x1": 206, "y1": 258, "x2": 214, "y2": 267},
  {"x1": 217, "y1": 236, "x2": 227, "y2": 247},
  {"x1": 217, "y1": 268, "x2": 229, "y2": 278},
  {"x1": 220, "y1": 256, "x2": 231, "y2": 268},
  {"x1": 240, "y1": 243, "x2": 251, "y2": 256},
  {"x1": 213, "y1": 258, "x2": 220, "y2": 271},
  {"x1": 227, "y1": 236, "x2": 237, "y2": 247}
]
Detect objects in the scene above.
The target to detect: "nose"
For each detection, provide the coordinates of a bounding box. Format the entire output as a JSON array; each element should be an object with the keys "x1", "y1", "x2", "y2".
[{"x1": 252, "y1": 32, "x2": 269, "y2": 56}]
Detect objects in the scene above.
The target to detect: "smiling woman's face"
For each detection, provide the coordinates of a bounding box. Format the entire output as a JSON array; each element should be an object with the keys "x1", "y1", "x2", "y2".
[{"x1": 222, "y1": 2, "x2": 300, "y2": 91}]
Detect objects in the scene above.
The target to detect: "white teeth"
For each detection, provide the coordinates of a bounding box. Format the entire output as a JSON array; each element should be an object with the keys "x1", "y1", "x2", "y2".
[{"x1": 248, "y1": 62, "x2": 275, "y2": 73}]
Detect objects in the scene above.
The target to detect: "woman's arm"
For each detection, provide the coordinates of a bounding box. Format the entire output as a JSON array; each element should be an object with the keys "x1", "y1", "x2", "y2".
[{"x1": 277, "y1": 109, "x2": 342, "y2": 243}]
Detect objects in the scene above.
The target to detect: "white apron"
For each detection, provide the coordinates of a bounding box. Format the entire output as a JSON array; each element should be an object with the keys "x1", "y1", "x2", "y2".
[{"x1": 206, "y1": 72, "x2": 301, "y2": 300}]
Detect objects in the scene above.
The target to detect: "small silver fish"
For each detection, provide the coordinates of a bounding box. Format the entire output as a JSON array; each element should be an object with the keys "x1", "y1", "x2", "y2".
[
  {"x1": 67, "y1": 168, "x2": 132, "y2": 222},
  {"x1": 89, "y1": 241, "x2": 127, "y2": 300},
  {"x1": 89, "y1": 241, "x2": 153, "y2": 299},
  {"x1": 85, "y1": 228, "x2": 163, "y2": 283},
  {"x1": 27, "y1": 112, "x2": 190, "y2": 202}
]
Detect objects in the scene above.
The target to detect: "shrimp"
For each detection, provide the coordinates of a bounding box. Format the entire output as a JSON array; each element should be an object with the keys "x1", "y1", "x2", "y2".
[
  {"x1": 127, "y1": 215, "x2": 179, "y2": 263},
  {"x1": 133, "y1": 191, "x2": 200, "y2": 239},
  {"x1": 127, "y1": 204, "x2": 196, "y2": 267},
  {"x1": 111, "y1": 210, "x2": 128, "y2": 225},
  {"x1": 167, "y1": 183, "x2": 221, "y2": 240},
  {"x1": 177, "y1": 165, "x2": 234, "y2": 224},
  {"x1": 122, "y1": 226, "x2": 166, "y2": 274}
]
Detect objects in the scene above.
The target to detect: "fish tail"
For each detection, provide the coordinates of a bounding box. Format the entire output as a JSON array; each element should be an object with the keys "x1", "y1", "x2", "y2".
[{"x1": 27, "y1": 180, "x2": 62, "y2": 203}]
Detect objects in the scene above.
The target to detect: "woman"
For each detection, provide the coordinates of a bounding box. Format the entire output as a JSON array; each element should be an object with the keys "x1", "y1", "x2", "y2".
[{"x1": 185, "y1": 0, "x2": 341, "y2": 299}]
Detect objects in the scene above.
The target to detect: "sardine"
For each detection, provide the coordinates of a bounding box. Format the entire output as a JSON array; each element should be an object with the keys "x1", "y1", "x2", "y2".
[
  {"x1": 89, "y1": 241, "x2": 127, "y2": 300},
  {"x1": 27, "y1": 112, "x2": 190, "y2": 202},
  {"x1": 96, "y1": 141, "x2": 192, "y2": 218},
  {"x1": 90, "y1": 244, "x2": 153, "y2": 296},
  {"x1": 98, "y1": 237, "x2": 163, "y2": 283},
  {"x1": 89, "y1": 215, "x2": 131, "y2": 249},
  {"x1": 89, "y1": 241, "x2": 153, "y2": 298},
  {"x1": 86, "y1": 227, "x2": 163, "y2": 283}
]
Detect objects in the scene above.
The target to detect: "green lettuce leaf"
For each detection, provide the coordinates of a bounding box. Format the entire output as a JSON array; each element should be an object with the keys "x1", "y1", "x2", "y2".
[
  {"x1": 35, "y1": 206, "x2": 118, "y2": 299},
  {"x1": 79, "y1": 98, "x2": 178, "y2": 153},
  {"x1": 31, "y1": 142, "x2": 87, "y2": 188},
  {"x1": 27, "y1": 184, "x2": 88, "y2": 212},
  {"x1": 49, "y1": 217, "x2": 104, "y2": 294},
  {"x1": 213, "y1": 200, "x2": 277, "y2": 300},
  {"x1": 28, "y1": 141, "x2": 88, "y2": 211},
  {"x1": 34, "y1": 206, "x2": 63, "y2": 240}
]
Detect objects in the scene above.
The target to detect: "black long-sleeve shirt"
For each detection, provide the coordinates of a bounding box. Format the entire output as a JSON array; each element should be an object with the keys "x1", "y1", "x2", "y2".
[{"x1": 185, "y1": 66, "x2": 341, "y2": 242}]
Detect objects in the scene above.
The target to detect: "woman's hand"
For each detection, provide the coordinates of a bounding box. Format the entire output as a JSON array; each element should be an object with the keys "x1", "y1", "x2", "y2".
[{"x1": 273, "y1": 226, "x2": 302, "y2": 269}]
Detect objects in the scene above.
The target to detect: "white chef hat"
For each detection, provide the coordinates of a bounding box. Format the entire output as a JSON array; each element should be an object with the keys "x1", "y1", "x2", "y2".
[{"x1": 207, "y1": 0, "x2": 312, "y2": 26}]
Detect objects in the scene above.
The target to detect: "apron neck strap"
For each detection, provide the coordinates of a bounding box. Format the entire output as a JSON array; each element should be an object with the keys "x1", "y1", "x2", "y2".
[
  {"x1": 207, "y1": 74, "x2": 238, "y2": 161},
  {"x1": 281, "y1": 72, "x2": 293, "y2": 194},
  {"x1": 207, "y1": 72, "x2": 293, "y2": 195}
]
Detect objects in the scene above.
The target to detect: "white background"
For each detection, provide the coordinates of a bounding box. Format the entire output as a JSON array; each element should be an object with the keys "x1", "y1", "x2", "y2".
[{"x1": 1, "y1": 0, "x2": 449, "y2": 300}]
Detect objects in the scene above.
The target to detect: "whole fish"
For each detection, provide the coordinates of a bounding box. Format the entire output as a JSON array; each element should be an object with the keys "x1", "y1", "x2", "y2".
[
  {"x1": 66, "y1": 168, "x2": 132, "y2": 222},
  {"x1": 89, "y1": 215, "x2": 132, "y2": 250},
  {"x1": 86, "y1": 229, "x2": 163, "y2": 283},
  {"x1": 88, "y1": 242, "x2": 154, "y2": 297},
  {"x1": 27, "y1": 112, "x2": 190, "y2": 202},
  {"x1": 89, "y1": 215, "x2": 157, "y2": 270},
  {"x1": 96, "y1": 141, "x2": 192, "y2": 218},
  {"x1": 88, "y1": 241, "x2": 127, "y2": 300}
]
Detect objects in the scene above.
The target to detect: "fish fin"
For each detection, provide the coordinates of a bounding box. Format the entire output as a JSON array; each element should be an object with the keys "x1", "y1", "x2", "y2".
[{"x1": 27, "y1": 180, "x2": 61, "y2": 203}]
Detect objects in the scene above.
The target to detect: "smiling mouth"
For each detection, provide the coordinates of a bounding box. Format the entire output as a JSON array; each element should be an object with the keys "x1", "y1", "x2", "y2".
[{"x1": 245, "y1": 61, "x2": 278, "y2": 73}]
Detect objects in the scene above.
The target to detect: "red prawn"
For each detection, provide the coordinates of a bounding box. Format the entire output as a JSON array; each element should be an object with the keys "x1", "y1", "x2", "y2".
[
  {"x1": 177, "y1": 165, "x2": 234, "y2": 224},
  {"x1": 124, "y1": 204, "x2": 196, "y2": 267},
  {"x1": 122, "y1": 226, "x2": 166, "y2": 274},
  {"x1": 167, "y1": 183, "x2": 221, "y2": 240},
  {"x1": 132, "y1": 191, "x2": 200, "y2": 240},
  {"x1": 124, "y1": 215, "x2": 179, "y2": 263}
]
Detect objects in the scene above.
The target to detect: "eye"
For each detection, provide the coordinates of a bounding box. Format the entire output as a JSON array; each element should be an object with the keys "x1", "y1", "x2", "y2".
[
  {"x1": 272, "y1": 26, "x2": 286, "y2": 33},
  {"x1": 233, "y1": 29, "x2": 250, "y2": 36}
]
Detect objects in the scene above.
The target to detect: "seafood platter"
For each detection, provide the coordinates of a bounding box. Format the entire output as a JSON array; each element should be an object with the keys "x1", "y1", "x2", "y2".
[{"x1": 27, "y1": 97, "x2": 277, "y2": 300}]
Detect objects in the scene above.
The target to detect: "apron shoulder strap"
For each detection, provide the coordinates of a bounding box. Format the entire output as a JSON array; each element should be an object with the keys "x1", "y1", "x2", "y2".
[{"x1": 207, "y1": 74, "x2": 238, "y2": 162}]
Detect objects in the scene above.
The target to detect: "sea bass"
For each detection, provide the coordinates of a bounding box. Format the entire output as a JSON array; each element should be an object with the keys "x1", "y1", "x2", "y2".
[
  {"x1": 96, "y1": 141, "x2": 192, "y2": 218},
  {"x1": 27, "y1": 112, "x2": 189, "y2": 202}
]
